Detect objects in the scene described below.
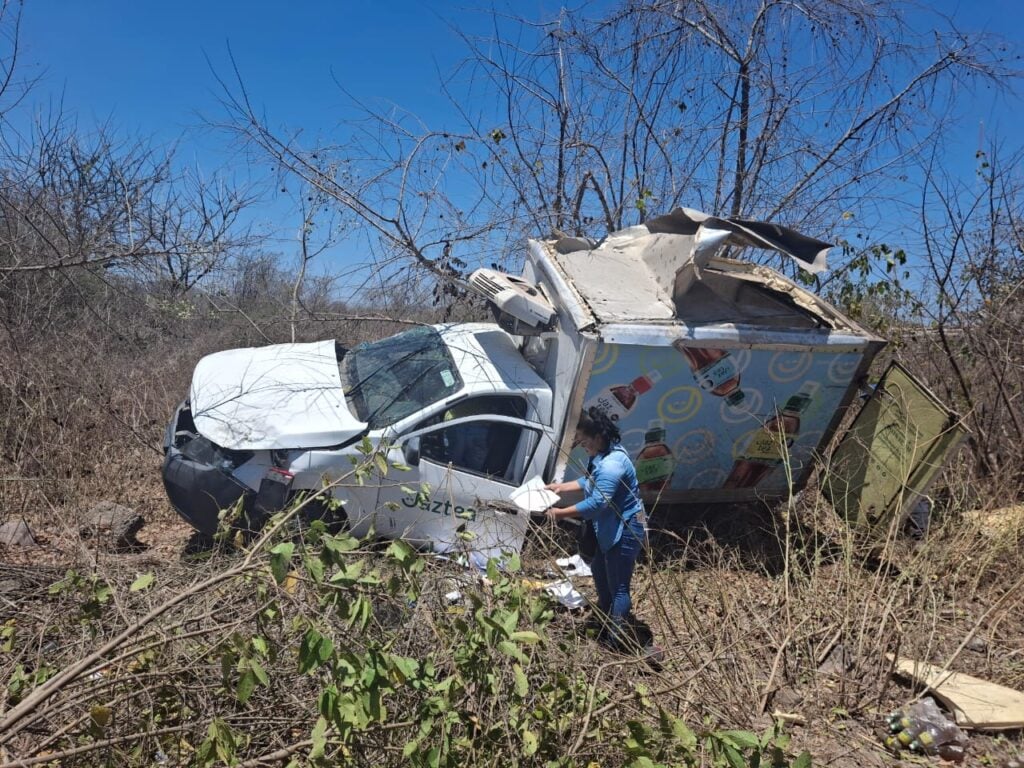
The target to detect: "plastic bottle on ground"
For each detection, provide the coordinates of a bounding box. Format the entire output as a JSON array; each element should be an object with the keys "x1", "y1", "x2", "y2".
[{"x1": 884, "y1": 697, "x2": 967, "y2": 763}]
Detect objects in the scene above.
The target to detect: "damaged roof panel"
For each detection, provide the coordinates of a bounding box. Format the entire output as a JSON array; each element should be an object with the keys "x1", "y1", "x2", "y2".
[
  {"x1": 544, "y1": 233, "x2": 678, "y2": 323},
  {"x1": 541, "y1": 206, "x2": 866, "y2": 334}
]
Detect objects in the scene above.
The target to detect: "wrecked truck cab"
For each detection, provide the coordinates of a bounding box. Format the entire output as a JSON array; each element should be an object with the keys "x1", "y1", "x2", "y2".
[
  {"x1": 163, "y1": 337, "x2": 371, "y2": 537},
  {"x1": 162, "y1": 324, "x2": 554, "y2": 556}
]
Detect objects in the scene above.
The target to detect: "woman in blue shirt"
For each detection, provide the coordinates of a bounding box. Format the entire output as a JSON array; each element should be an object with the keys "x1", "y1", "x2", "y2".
[{"x1": 545, "y1": 408, "x2": 647, "y2": 649}]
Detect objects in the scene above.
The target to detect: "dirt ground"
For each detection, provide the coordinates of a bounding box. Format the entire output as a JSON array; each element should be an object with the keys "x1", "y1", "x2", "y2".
[{"x1": 3, "y1": 488, "x2": 1024, "y2": 766}]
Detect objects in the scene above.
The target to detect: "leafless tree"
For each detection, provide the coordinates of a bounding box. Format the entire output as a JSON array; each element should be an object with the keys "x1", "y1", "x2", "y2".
[
  {"x1": 892, "y1": 142, "x2": 1024, "y2": 489},
  {"x1": 287, "y1": 184, "x2": 344, "y2": 341},
  {"x1": 454, "y1": 1, "x2": 1017, "y2": 243},
  {"x1": 0, "y1": 117, "x2": 258, "y2": 286},
  {"x1": 216, "y1": 1, "x2": 1017, "y2": 292},
  {"x1": 0, "y1": 0, "x2": 34, "y2": 121}
]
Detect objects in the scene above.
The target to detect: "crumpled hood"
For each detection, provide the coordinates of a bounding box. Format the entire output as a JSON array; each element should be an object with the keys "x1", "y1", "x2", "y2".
[{"x1": 190, "y1": 340, "x2": 367, "y2": 450}]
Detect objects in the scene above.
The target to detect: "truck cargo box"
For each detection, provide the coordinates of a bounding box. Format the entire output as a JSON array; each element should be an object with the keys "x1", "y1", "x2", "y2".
[{"x1": 518, "y1": 208, "x2": 887, "y2": 505}]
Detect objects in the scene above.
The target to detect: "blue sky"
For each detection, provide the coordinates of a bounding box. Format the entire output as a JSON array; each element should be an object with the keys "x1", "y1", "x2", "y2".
[
  {"x1": 9, "y1": 1, "x2": 1024, "y2": 293},
  {"x1": 19, "y1": 2, "x2": 478, "y2": 142},
  {"x1": 12, "y1": 1, "x2": 495, "y2": 281}
]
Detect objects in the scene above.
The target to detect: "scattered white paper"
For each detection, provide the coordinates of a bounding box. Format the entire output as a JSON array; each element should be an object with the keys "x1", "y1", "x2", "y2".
[
  {"x1": 543, "y1": 580, "x2": 586, "y2": 609},
  {"x1": 555, "y1": 554, "x2": 593, "y2": 577},
  {"x1": 510, "y1": 475, "x2": 560, "y2": 513}
]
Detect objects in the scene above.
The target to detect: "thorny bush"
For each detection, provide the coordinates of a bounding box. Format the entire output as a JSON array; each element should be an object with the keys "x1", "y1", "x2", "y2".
[{"x1": 0, "y1": 487, "x2": 811, "y2": 767}]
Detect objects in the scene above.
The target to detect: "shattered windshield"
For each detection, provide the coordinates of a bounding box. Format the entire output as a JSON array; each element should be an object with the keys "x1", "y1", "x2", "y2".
[{"x1": 340, "y1": 326, "x2": 463, "y2": 429}]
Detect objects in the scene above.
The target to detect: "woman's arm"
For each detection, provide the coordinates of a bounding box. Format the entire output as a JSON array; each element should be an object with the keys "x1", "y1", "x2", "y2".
[
  {"x1": 574, "y1": 453, "x2": 628, "y2": 516},
  {"x1": 543, "y1": 478, "x2": 584, "y2": 520}
]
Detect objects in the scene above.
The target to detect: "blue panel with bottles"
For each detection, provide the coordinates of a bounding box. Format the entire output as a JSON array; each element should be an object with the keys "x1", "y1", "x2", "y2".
[{"x1": 568, "y1": 341, "x2": 864, "y2": 493}]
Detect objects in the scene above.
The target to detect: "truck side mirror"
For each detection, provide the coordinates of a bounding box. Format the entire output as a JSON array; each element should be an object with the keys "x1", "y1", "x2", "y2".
[{"x1": 403, "y1": 436, "x2": 421, "y2": 466}]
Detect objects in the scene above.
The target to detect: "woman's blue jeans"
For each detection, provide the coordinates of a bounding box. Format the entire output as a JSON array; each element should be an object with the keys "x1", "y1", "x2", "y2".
[{"x1": 590, "y1": 519, "x2": 644, "y2": 645}]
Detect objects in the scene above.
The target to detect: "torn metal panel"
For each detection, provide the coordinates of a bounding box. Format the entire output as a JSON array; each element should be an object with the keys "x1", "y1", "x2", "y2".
[
  {"x1": 644, "y1": 207, "x2": 832, "y2": 273},
  {"x1": 543, "y1": 206, "x2": 842, "y2": 329},
  {"x1": 526, "y1": 239, "x2": 595, "y2": 332},
  {"x1": 681, "y1": 259, "x2": 866, "y2": 333},
  {"x1": 544, "y1": 233, "x2": 678, "y2": 322},
  {"x1": 824, "y1": 362, "x2": 968, "y2": 532}
]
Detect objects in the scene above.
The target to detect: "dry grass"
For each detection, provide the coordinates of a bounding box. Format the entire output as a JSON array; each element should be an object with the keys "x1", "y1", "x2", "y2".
[
  {"x1": 1, "y1": 300, "x2": 1023, "y2": 765},
  {"x1": 1, "y1": 485, "x2": 1022, "y2": 766}
]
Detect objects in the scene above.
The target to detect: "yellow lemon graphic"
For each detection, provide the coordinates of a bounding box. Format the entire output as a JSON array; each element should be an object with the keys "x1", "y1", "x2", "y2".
[
  {"x1": 591, "y1": 343, "x2": 619, "y2": 375},
  {"x1": 641, "y1": 346, "x2": 687, "y2": 377},
  {"x1": 732, "y1": 348, "x2": 753, "y2": 374},
  {"x1": 688, "y1": 467, "x2": 727, "y2": 489},
  {"x1": 768, "y1": 351, "x2": 812, "y2": 383},
  {"x1": 657, "y1": 386, "x2": 702, "y2": 423}
]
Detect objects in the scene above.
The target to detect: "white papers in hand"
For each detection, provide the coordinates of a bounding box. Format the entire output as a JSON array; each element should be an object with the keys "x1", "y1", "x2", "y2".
[{"x1": 510, "y1": 475, "x2": 559, "y2": 513}]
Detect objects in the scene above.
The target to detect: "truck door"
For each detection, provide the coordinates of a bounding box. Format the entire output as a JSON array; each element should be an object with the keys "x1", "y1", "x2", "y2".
[
  {"x1": 377, "y1": 411, "x2": 552, "y2": 561},
  {"x1": 822, "y1": 362, "x2": 967, "y2": 535}
]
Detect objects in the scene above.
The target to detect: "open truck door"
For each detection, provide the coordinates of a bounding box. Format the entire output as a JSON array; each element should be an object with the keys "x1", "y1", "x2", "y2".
[
  {"x1": 370, "y1": 413, "x2": 552, "y2": 561},
  {"x1": 822, "y1": 362, "x2": 968, "y2": 535}
]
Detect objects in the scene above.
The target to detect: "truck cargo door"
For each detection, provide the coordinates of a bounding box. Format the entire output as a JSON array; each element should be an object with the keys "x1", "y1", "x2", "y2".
[{"x1": 822, "y1": 362, "x2": 967, "y2": 534}]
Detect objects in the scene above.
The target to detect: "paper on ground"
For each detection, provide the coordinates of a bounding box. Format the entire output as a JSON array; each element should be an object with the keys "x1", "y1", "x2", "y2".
[
  {"x1": 543, "y1": 580, "x2": 586, "y2": 609},
  {"x1": 510, "y1": 475, "x2": 559, "y2": 513},
  {"x1": 555, "y1": 553, "x2": 593, "y2": 577},
  {"x1": 520, "y1": 576, "x2": 586, "y2": 609}
]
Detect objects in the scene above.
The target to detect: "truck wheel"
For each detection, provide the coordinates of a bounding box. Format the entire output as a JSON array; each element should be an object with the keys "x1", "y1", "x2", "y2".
[{"x1": 297, "y1": 495, "x2": 349, "y2": 535}]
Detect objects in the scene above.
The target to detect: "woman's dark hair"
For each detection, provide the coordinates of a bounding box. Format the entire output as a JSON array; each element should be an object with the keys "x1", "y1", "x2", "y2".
[{"x1": 578, "y1": 407, "x2": 621, "y2": 447}]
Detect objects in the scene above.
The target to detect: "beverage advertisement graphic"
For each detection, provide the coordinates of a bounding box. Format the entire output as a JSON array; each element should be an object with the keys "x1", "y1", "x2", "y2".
[{"x1": 567, "y1": 342, "x2": 864, "y2": 493}]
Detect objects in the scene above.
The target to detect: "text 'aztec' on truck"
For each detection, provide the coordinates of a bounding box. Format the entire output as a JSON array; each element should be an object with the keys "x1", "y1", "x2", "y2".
[{"x1": 162, "y1": 207, "x2": 965, "y2": 559}]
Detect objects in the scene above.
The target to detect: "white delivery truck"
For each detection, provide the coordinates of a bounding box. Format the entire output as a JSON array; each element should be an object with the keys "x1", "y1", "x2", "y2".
[{"x1": 162, "y1": 208, "x2": 961, "y2": 557}]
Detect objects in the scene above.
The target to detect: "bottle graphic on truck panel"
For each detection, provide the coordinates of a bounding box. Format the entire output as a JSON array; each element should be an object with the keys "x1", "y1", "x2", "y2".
[
  {"x1": 723, "y1": 382, "x2": 818, "y2": 489},
  {"x1": 673, "y1": 341, "x2": 745, "y2": 408},
  {"x1": 635, "y1": 420, "x2": 675, "y2": 492},
  {"x1": 584, "y1": 370, "x2": 661, "y2": 421}
]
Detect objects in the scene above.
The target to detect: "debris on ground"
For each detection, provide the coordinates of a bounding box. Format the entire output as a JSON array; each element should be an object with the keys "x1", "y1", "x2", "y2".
[
  {"x1": 554, "y1": 553, "x2": 592, "y2": 577},
  {"x1": 541, "y1": 579, "x2": 586, "y2": 609},
  {"x1": 892, "y1": 657, "x2": 1024, "y2": 729},
  {"x1": 0, "y1": 519, "x2": 36, "y2": 548},
  {"x1": 884, "y1": 696, "x2": 968, "y2": 762},
  {"x1": 79, "y1": 502, "x2": 145, "y2": 552},
  {"x1": 965, "y1": 634, "x2": 989, "y2": 653}
]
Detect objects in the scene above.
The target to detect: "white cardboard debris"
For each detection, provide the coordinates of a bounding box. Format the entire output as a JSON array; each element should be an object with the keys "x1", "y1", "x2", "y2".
[
  {"x1": 510, "y1": 475, "x2": 560, "y2": 513},
  {"x1": 892, "y1": 656, "x2": 1024, "y2": 730},
  {"x1": 555, "y1": 553, "x2": 593, "y2": 577},
  {"x1": 543, "y1": 580, "x2": 586, "y2": 609}
]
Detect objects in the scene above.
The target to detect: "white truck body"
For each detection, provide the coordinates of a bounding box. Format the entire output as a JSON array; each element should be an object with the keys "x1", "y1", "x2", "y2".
[{"x1": 520, "y1": 213, "x2": 885, "y2": 502}]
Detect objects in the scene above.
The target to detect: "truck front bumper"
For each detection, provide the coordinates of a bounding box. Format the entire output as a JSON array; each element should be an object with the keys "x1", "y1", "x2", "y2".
[{"x1": 161, "y1": 401, "x2": 253, "y2": 537}]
